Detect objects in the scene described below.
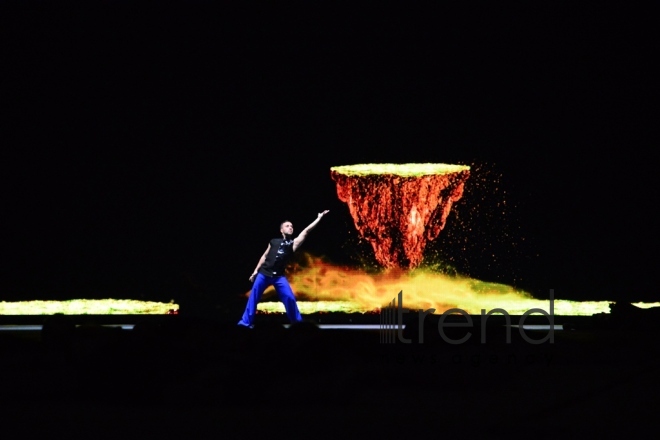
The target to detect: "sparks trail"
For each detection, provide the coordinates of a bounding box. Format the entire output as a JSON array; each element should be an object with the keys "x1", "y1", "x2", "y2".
[{"x1": 330, "y1": 164, "x2": 470, "y2": 269}]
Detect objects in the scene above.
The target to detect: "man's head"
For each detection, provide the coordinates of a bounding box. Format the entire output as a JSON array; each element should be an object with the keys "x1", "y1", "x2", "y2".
[{"x1": 280, "y1": 220, "x2": 293, "y2": 238}]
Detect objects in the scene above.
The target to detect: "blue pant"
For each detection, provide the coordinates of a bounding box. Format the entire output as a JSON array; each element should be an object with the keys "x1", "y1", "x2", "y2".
[{"x1": 238, "y1": 273, "x2": 303, "y2": 327}]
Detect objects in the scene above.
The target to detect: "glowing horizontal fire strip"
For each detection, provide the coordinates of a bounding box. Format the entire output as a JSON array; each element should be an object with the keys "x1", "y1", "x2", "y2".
[
  {"x1": 0, "y1": 325, "x2": 135, "y2": 331},
  {"x1": 0, "y1": 299, "x2": 179, "y2": 315},
  {"x1": 330, "y1": 163, "x2": 470, "y2": 176},
  {"x1": 257, "y1": 300, "x2": 366, "y2": 314},
  {"x1": 251, "y1": 253, "x2": 660, "y2": 317},
  {"x1": 258, "y1": 300, "x2": 660, "y2": 316}
]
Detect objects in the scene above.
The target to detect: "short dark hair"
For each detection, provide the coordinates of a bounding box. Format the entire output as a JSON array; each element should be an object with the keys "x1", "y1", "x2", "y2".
[{"x1": 280, "y1": 220, "x2": 291, "y2": 230}]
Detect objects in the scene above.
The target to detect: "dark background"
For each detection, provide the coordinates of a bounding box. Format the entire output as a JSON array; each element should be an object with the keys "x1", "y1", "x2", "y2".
[{"x1": 2, "y1": 2, "x2": 657, "y2": 306}]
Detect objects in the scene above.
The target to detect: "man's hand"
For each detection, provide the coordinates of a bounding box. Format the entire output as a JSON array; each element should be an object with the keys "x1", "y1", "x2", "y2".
[
  {"x1": 293, "y1": 210, "x2": 330, "y2": 252},
  {"x1": 249, "y1": 273, "x2": 257, "y2": 283}
]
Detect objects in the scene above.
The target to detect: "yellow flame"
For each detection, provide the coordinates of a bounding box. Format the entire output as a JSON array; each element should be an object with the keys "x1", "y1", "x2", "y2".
[
  {"x1": 330, "y1": 163, "x2": 470, "y2": 176},
  {"x1": 250, "y1": 253, "x2": 652, "y2": 316},
  {"x1": 0, "y1": 299, "x2": 179, "y2": 315}
]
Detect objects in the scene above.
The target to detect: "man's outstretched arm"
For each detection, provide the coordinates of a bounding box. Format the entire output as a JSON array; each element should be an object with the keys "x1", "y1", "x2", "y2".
[{"x1": 293, "y1": 210, "x2": 329, "y2": 252}]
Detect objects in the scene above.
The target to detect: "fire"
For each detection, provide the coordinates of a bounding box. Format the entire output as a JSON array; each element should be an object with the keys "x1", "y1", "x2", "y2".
[
  {"x1": 247, "y1": 253, "x2": 617, "y2": 315},
  {"x1": 285, "y1": 253, "x2": 532, "y2": 312},
  {"x1": 246, "y1": 163, "x2": 633, "y2": 317},
  {"x1": 0, "y1": 299, "x2": 179, "y2": 315},
  {"x1": 330, "y1": 163, "x2": 470, "y2": 269}
]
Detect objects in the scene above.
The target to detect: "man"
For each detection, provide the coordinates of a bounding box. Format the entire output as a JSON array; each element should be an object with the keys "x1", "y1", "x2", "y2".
[{"x1": 237, "y1": 210, "x2": 330, "y2": 328}]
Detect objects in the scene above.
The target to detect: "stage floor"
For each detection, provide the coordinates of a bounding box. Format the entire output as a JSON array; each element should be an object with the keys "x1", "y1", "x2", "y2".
[{"x1": 1, "y1": 311, "x2": 659, "y2": 437}]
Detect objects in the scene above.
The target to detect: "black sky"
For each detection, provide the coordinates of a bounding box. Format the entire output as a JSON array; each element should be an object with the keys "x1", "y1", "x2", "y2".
[{"x1": 2, "y1": 3, "x2": 658, "y2": 305}]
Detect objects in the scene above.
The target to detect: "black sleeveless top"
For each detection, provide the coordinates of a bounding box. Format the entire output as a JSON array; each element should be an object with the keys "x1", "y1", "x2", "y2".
[{"x1": 258, "y1": 237, "x2": 295, "y2": 277}]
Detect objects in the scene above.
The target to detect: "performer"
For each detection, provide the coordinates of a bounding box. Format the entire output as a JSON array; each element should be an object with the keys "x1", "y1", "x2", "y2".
[{"x1": 238, "y1": 210, "x2": 330, "y2": 328}]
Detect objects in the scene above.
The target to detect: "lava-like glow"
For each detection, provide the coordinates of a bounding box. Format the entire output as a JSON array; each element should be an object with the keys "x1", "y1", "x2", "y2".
[
  {"x1": 330, "y1": 163, "x2": 470, "y2": 268},
  {"x1": 248, "y1": 253, "x2": 627, "y2": 316},
  {"x1": 633, "y1": 303, "x2": 660, "y2": 309},
  {"x1": 257, "y1": 300, "x2": 613, "y2": 316},
  {"x1": 251, "y1": 163, "x2": 659, "y2": 318},
  {"x1": 0, "y1": 299, "x2": 179, "y2": 315},
  {"x1": 258, "y1": 300, "x2": 367, "y2": 314},
  {"x1": 330, "y1": 163, "x2": 471, "y2": 177}
]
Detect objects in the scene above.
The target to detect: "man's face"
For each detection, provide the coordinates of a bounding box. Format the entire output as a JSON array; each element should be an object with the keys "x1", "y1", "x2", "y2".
[{"x1": 281, "y1": 222, "x2": 294, "y2": 236}]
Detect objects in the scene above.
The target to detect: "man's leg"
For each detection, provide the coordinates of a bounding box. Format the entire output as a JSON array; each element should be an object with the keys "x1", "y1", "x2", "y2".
[
  {"x1": 273, "y1": 276, "x2": 303, "y2": 323},
  {"x1": 238, "y1": 273, "x2": 270, "y2": 327}
]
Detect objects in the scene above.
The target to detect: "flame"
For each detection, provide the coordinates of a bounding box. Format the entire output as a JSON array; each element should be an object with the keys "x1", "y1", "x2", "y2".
[
  {"x1": 0, "y1": 299, "x2": 179, "y2": 315},
  {"x1": 247, "y1": 163, "x2": 647, "y2": 317},
  {"x1": 330, "y1": 163, "x2": 470, "y2": 268},
  {"x1": 246, "y1": 253, "x2": 619, "y2": 315}
]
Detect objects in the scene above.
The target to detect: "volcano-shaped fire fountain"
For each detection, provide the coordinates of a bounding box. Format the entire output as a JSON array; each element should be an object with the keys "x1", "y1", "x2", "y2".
[
  {"x1": 330, "y1": 163, "x2": 470, "y2": 269},
  {"x1": 249, "y1": 163, "x2": 628, "y2": 316}
]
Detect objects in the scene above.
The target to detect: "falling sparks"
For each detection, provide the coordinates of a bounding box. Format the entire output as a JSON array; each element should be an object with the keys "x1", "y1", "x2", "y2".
[{"x1": 249, "y1": 162, "x2": 651, "y2": 318}]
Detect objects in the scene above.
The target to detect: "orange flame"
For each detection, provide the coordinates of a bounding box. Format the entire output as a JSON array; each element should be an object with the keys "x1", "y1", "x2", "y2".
[
  {"x1": 330, "y1": 164, "x2": 470, "y2": 268},
  {"x1": 247, "y1": 253, "x2": 627, "y2": 315},
  {"x1": 246, "y1": 253, "x2": 554, "y2": 314}
]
